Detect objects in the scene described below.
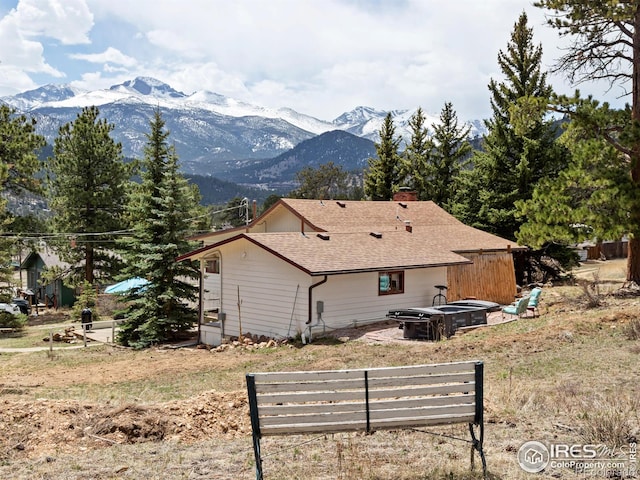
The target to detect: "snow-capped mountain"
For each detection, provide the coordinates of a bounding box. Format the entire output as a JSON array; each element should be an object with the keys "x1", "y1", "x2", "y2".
[{"x1": 1, "y1": 77, "x2": 487, "y2": 180}]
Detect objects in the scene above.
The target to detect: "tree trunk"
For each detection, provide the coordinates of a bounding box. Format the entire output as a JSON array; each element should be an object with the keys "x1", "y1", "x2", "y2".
[
  {"x1": 629, "y1": 5, "x2": 640, "y2": 284},
  {"x1": 85, "y1": 243, "x2": 94, "y2": 284}
]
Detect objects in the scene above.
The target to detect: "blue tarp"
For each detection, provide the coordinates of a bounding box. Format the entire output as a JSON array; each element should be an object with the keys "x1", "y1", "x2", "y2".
[{"x1": 104, "y1": 277, "x2": 149, "y2": 294}]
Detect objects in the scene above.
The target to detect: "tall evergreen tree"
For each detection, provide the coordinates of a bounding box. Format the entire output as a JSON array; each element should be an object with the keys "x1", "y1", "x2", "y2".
[
  {"x1": 47, "y1": 106, "x2": 130, "y2": 284},
  {"x1": 399, "y1": 107, "x2": 432, "y2": 199},
  {"x1": 117, "y1": 110, "x2": 200, "y2": 348},
  {"x1": 457, "y1": 12, "x2": 568, "y2": 241},
  {"x1": 517, "y1": 121, "x2": 631, "y2": 248},
  {"x1": 534, "y1": 0, "x2": 640, "y2": 283},
  {"x1": 290, "y1": 161, "x2": 351, "y2": 200},
  {"x1": 0, "y1": 164, "x2": 11, "y2": 291},
  {"x1": 214, "y1": 196, "x2": 250, "y2": 229},
  {"x1": 364, "y1": 113, "x2": 402, "y2": 200},
  {"x1": 429, "y1": 102, "x2": 471, "y2": 208},
  {"x1": 0, "y1": 105, "x2": 45, "y2": 196},
  {"x1": 0, "y1": 106, "x2": 46, "y2": 289}
]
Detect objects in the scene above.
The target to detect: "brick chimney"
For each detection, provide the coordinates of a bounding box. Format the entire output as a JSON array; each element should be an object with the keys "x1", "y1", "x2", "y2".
[
  {"x1": 405, "y1": 220, "x2": 412, "y2": 233},
  {"x1": 393, "y1": 188, "x2": 418, "y2": 202}
]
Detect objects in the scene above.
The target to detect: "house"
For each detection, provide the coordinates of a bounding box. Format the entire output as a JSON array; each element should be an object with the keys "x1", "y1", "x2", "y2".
[
  {"x1": 20, "y1": 248, "x2": 76, "y2": 308},
  {"x1": 178, "y1": 193, "x2": 525, "y2": 345}
]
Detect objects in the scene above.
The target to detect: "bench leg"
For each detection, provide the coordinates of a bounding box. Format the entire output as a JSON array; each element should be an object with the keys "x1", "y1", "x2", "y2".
[
  {"x1": 469, "y1": 422, "x2": 487, "y2": 478},
  {"x1": 252, "y1": 432, "x2": 263, "y2": 480}
]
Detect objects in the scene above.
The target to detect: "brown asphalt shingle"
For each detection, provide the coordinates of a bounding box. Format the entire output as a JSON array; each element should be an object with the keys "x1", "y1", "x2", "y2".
[
  {"x1": 244, "y1": 230, "x2": 472, "y2": 275},
  {"x1": 180, "y1": 199, "x2": 524, "y2": 272},
  {"x1": 278, "y1": 198, "x2": 464, "y2": 232}
]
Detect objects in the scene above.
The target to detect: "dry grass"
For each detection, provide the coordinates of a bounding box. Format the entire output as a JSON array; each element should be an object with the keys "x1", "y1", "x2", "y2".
[{"x1": 1, "y1": 259, "x2": 639, "y2": 479}]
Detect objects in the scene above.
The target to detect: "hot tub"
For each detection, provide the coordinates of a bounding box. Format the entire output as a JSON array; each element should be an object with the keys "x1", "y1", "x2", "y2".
[{"x1": 387, "y1": 304, "x2": 488, "y2": 340}]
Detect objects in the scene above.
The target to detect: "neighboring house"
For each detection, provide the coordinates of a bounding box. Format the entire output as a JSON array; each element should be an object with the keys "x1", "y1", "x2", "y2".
[
  {"x1": 179, "y1": 192, "x2": 525, "y2": 345},
  {"x1": 20, "y1": 249, "x2": 76, "y2": 308},
  {"x1": 575, "y1": 238, "x2": 628, "y2": 261}
]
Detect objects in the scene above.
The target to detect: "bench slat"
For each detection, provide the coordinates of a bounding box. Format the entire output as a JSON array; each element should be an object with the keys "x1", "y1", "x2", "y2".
[
  {"x1": 257, "y1": 381, "x2": 475, "y2": 405},
  {"x1": 258, "y1": 393, "x2": 476, "y2": 416},
  {"x1": 260, "y1": 412, "x2": 477, "y2": 436},
  {"x1": 365, "y1": 361, "x2": 478, "y2": 378},
  {"x1": 259, "y1": 403, "x2": 475, "y2": 428},
  {"x1": 251, "y1": 369, "x2": 366, "y2": 383},
  {"x1": 254, "y1": 371, "x2": 475, "y2": 394},
  {"x1": 365, "y1": 382, "x2": 476, "y2": 400},
  {"x1": 255, "y1": 378, "x2": 365, "y2": 394},
  {"x1": 369, "y1": 403, "x2": 475, "y2": 421},
  {"x1": 251, "y1": 361, "x2": 478, "y2": 384},
  {"x1": 258, "y1": 389, "x2": 366, "y2": 404},
  {"x1": 366, "y1": 372, "x2": 475, "y2": 389},
  {"x1": 369, "y1": 412, "x2": 477, "y2": 430},
  {"x1": 260, "y1": 409, "x2": 366, "y2": 427},
  {"x1": 261, "y1": 420, "x2": 368, "y2": 436}
]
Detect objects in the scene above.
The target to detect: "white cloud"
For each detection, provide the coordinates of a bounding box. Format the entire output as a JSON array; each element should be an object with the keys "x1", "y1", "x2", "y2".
[
  {"x1": 0, "y1": 5, "x2": 64, "y2": 80},
  {"x1": 83, "y1": 0, "x2": 573, "y2": 119},
  {"x1": 0, "y1": 0, "x2": 93, "y2": 94},
  {"x1": 70, "y1": 47, "x2": 137, "y2": 67},
  {"x1": 1, "y1": 0, "x2": 630, "y2": 119},
  {"x1": 13, "y1": 0, "x2": 93, "y2": 45}
]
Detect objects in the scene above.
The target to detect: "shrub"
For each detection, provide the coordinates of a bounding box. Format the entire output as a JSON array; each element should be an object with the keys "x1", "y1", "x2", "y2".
[
  {"x1": 580, "y1": 397, "x2": 638, "y2": 448},
  {"x1": 623, "y1": 317, "x2": 640, "y2": 340},
  {"x1": 578, "y1": 272, "x2": 603, "y2": 308},
  {"x1": 0, "y1": 312, "x2": 28, "y2": 330},
  {"x1": 71, "y1": 280, "x2": 100, "y2": 322}
]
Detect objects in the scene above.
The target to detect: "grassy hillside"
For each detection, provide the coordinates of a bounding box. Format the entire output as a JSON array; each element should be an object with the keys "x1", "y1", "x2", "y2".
[{"x1": 0, "y1": 259, "x2": 638, "y2": 479}]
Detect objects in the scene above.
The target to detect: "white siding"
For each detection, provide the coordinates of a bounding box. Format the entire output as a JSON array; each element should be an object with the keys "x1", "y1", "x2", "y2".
[
  {"x1": 308, "y1": 268, "x2": 446, "y2": 331},
  {"x1": 218, "y1": 240, "x2": 311, "y2": 339},
  {"x1": 252, "y1": 206, "x2": 313, "y2": 233},
  {"x1": 201, "y1": 229, "x2": 245, "y2": 247},
  {"x1": 216, "y1": 238, "x2": 447, "y2": 339}
]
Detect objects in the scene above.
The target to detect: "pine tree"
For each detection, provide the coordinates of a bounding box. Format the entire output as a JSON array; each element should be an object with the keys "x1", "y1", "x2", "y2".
[
  {"x1": 215, "y1": 196, "x2": 250, "y2": 229},
  {"x1": 517, "y1": 123, "x2": 631, "y2": 249},
  {"x1": 534, "y1": 0, "x2": 640, "y2": 283},
  {"x1": 364, "y1": 113, "x2": 402, "y2": 200},
  {"x1": 399, "y1": 107, "x2": 432, "y2": 199},
  {"x1": 290, "y1": 161, "x2": 350, "y2": 200},
  {"x1": 0, "y1": 105, "x2": 45, "y2": 195},
  {"x1": 457, "y1": 12, "x2": 568, "y2": 241},
  {"x1": 47, "y1": 106, "x2": 130, "y2": 284},
  {"x1": 0, "y1": 164, "x2": 11, "y2": 289},
  {"x1": 429, "y1": 102, "x2": 471, "y2": 208},
  {"x1": 117, "y1": 110, "x2": 200, "y2": 348},
  {"x1": 0, "y1": 106, "x2": 46, "y2": 288}
]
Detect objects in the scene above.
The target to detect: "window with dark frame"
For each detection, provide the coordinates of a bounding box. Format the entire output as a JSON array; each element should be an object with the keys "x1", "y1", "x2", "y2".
[
  {"x1": 205, "y1": 259, "x2": 219, "y2": 274},
  {"x1": 379, "y1": 271, "x2": 404, "y2": 295}
]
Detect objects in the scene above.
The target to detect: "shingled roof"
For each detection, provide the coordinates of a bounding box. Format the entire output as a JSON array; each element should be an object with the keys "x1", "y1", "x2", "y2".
[
  {"x1": 179, "y1": 199, "x2": 525, "y2": 273},
  {"x1": 178, "y1": 229, "x2": 472, "y2": 275},
  {"x1": 275, "y1": 198, "x2": 464, "y2": 233}
]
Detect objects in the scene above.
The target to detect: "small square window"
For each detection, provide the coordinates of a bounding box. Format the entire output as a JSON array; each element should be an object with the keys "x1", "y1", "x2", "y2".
[
  {"x1": 205, "y1": 259, "x2": 219, "y2": 274},
  {"x1": 379, "y1": 271, "x2": 404, "y2": 295}
]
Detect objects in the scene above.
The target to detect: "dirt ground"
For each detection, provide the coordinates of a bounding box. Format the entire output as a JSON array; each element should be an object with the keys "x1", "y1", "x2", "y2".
[{"x1": 1, "y1": 258, "x2": 638, "y2": 479}]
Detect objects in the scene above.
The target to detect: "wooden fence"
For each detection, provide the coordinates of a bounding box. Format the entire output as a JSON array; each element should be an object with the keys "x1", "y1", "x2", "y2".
[{"x1": 447, "y1": 251, "x2": 517, "y2": 305}]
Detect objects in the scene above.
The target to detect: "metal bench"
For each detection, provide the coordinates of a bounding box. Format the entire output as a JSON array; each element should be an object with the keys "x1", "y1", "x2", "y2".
[{"x1": 246, "y1": 360, "x2": 486, "y2": 479}]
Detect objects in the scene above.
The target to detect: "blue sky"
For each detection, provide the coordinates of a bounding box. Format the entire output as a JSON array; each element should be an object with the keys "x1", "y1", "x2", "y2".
[{"x1": 0, "y1": 0, "x2": 629, "y2": 121}]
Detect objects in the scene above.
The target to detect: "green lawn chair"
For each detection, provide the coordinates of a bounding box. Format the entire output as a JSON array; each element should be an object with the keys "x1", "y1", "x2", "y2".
[
  {"x1": 501, "y1": 295, "x2": 530, "y2": 320},
  {"x1": 527, "y1": 287, "x2": 542, "y2": 317}
]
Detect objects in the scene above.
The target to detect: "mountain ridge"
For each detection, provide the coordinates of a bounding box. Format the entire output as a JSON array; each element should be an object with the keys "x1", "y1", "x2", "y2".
[{"x1": 1, "y1": 77, "x2": 487, "y2": 196}]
